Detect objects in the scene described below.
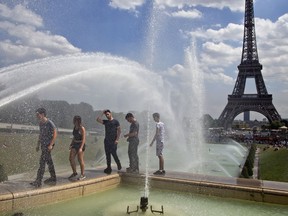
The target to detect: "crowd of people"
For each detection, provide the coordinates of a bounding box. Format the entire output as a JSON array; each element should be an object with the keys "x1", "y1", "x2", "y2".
[
  {"x1": 30, "y1": 108, "x2": 166, "y2": 188},
  {"x1": 206, "y1": 128, "x2": 288, "y2": 149}
]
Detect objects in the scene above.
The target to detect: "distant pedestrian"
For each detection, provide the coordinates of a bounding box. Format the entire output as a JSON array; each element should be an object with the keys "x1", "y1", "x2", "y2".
[
  {"x1": 30, "y1": 108, "x2": 57, "y2": 187},
  {"x1": 124, "y1": 113, "x2": 139, "y2": 173},
  {"x1": 150, "y1": 112, "x2": 165, "y2": 175},
  {"x1": 68, "y1": 115, "x2": 86, "y2": 181},
  {"x1": 96, "y1": 109, "x2": 122, "y2": 174}
]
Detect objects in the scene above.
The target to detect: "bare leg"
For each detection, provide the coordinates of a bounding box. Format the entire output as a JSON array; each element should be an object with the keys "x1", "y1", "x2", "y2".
[
  {"x1": 77, "y1": 151, "x2": 85, "y2": 176},
  {"x1": 158, "y1": 155, "x2": 164, "y2": 170},
  {"x1": 69, "y1": 148, "x2": 77, "y2": 174}
]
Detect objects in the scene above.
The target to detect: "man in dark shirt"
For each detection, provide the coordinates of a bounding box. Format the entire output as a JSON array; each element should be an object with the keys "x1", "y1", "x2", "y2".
[
  {"x1": 30, "y1": 108, "x2": 57, "y2": 187},
  {"x1": 97, "y1": 109, "x2": 122, "y2": 174},
  {"x1": 124, "y1": 113, "x2": 139, "y2": 173}
]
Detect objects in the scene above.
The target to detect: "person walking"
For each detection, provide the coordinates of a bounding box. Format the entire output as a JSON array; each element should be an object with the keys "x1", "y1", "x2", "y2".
[
  {"x1": 68, "y1": 115, "x2": 86, "y2": 181},
  {"x1": 30, "y1": 108, "x2": 57, "y2": 187},
  {"x1": 96, "y1": 109, "x2": 122, "y2": 174},
  {"x1": 124, "y1": 113, "x2": 139, "y2": 173},
  {"x1": 150, "y1": 112, "x2": 165, "y2": 175}
]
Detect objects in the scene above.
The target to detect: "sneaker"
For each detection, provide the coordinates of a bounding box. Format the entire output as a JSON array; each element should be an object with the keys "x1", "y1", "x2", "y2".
[
  {"x1": 30, "y1": 181, "x2": 41, "y2": 187},
  {"x1": 78, "y1": 175, "x2": 86, "y2": 180},
  {"x1": 153, "y1": 170, "x2": 165, "y2": 175},
  {"x1": 104, "y1": 167, "x2": 112, "y2": 174},
  {"x1": 126, "y1": 167, "x2": 139, "y2": 174},
  {"x1": 44, "y1": 177, "x2": 57, "y2": 184},
  {"x1": 68, "y1": 172, "x2": 78, "y2": 179},
  {"x1": 131, "y1": 169, "x2": 139, "y2": 174}
]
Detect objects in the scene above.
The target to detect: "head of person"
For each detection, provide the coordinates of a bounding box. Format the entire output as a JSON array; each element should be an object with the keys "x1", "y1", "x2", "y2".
[
  {"x1": 73, "y1": 115, "x2": 82, "y2": 126},
  {"x1": 125, "y1": 112, "x2": 134, "y2": 123},
  {"x1": 104, "y1": 109, "x2": 112, "y2": 119},
  {"x1": 152, "y1": 112, "x2": 160, "y2": 122},
  {"x1": 36, "y1": 107, "x2": 47, "y2": 120}
]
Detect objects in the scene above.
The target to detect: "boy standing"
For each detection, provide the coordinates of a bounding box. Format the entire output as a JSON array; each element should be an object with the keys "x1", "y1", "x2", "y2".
[{"x1": 150, "y1": 112, "x2": 165, "y2": 175}]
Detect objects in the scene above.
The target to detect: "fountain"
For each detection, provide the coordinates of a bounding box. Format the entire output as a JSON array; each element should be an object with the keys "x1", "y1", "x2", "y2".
[{"x1": 0, "y1": 1, "x2": 287, "y2": 216}]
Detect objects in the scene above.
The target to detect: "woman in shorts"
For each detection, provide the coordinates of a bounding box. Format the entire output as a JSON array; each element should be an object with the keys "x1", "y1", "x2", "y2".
[{"x1": 68, "y1": 115, "x2": 86, "y2": 180}]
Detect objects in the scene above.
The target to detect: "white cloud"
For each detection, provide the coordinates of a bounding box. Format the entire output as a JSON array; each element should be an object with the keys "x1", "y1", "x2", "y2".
[
  {"x1": 254, "y1": 14, "x2": 288, "y2": 83},
  {"x1": 0, "y1": 3, "x2": 81, "y2": 67},
  {"x1": 170, "y1": 9, "x2": 202, "y2": 19},
  {"x1": 108, "y1": 0, "x2": 244, "y2": 12},
  {"x1": 191, "y1": 23, "x2": 243, "y2": 42},
  {"x1": 166, "y1": 64, "x2": 185, "y2": 77},
  {"x1": 201, "y1": 42, "x2": 240, "y2": 66},
  {"x1": 109, "y1": 0, "x2": 145, "y2": 11},
  {"x1": 155, "y1": 0, "x2": 244, "y2": 12},
  {"x1": 0, "y1": 4, "x2": 43, "y2": 27}
]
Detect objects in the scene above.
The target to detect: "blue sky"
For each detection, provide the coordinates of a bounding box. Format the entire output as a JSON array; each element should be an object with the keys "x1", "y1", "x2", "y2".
[{"x1": 0, "y1": 0, "x2": 288, "y2": 120}]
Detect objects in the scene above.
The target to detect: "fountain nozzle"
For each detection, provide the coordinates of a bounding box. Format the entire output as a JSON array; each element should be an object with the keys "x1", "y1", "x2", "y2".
[
  {"x1": 140, "y1": 196, "x2": 148, "y2": 212},
  {"x1": 127, "y1": 196, "x2": 164, "y2": 214}
]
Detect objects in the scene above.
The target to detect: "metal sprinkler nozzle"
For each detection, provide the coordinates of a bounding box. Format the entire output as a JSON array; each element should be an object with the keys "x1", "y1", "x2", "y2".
[{"x1": 140, "y1": 196, "x2": 148, "y2": 212}]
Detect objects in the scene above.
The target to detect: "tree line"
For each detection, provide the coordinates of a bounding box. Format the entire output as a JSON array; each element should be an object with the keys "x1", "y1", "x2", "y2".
[{"x1": 0, "y1": 96, "x2": 151, "y2": 134}]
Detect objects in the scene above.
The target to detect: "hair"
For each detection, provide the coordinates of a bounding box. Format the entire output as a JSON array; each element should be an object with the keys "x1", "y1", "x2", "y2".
[
  {"x1": 73, "y1": 115, "x2": 82, "y2": 125},
  {"x1": 104, "y1": 109, "x2": 111, "y2": 114},
  {"x1": 36, "y1": 107, "x2": 47, "y2": 117},
  {"x1": 125, "y1": 112, "x2": 134, "y2": 119},
  {"x1": 152, "y1": 112, "x2": 160, "y2": 119}
]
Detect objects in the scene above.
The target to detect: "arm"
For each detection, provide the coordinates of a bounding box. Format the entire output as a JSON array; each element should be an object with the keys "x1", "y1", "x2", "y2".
[
  {"x1": 36, "y1": 134, "x2": 41, "y2": 152},
  {"x1": 48, "y1": 128, "x2": 57, "y2": 151},
  {"x1": 96, "y1": 111, "x2": 105, "y2": 124},
  {"x1": 124, "y1": 130, "x2": 138, "y2": 138},
  {"x1": 115, "y1": 126, "x2": 121, "y2": 144},
  {"x1": 79, "y1": 126, "x2": 86, "y2": 151},
  {"x1": 150, "y1": 127, "x2": 159, "y2": 146}
]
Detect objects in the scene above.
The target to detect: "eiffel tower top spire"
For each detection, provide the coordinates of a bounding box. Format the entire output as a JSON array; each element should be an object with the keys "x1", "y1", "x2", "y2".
[{"x1": 241, "y1": 0, "x2": 260, "y2": 65}]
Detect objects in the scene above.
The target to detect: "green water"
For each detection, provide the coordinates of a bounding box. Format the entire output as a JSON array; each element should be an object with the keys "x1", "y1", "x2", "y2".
[{"x1": 8, "y1": 185, "x2": 288, "y2": 216}]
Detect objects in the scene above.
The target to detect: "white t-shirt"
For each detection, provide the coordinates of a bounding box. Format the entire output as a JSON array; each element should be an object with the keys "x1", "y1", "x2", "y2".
[{"x1": 156, "y1": 122, "x2": 165, "y2": 143}]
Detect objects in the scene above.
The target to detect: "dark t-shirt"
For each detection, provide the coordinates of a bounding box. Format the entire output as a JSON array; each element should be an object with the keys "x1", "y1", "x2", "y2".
[
  {"x1": 39, "y1": 119, "x2": 56, "y2": 148},
  {"x1": 103, "y1": 119, "x2": 120, "y2": 142},
  {"x1": 128, "y1": 121, "x2": 139, "y2": 143}
]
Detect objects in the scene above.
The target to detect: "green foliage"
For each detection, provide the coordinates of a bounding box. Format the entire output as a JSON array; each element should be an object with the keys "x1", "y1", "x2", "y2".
[
  {"x1": 258, "y1": 146, "x2": 288, "y2": 182},
  {"x1": 269, "y1": 120, "x2": 284, "y2": 129},
  {"x1": 240, "y1": 143, "x2": 256, "y2": 178},
  {"x1": 241, "y1": 166, "x2": 249, "y2": 178}
]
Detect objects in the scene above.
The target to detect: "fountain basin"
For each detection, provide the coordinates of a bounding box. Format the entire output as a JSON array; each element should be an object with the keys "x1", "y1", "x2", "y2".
[{"x1": 0, "y1": 169, "x2": 288, "y2": 215}]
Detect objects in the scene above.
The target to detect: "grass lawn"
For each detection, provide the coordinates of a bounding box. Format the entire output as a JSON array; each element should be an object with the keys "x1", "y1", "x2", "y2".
[{"x1": 258, "y1": 145, "x2": 288, "y2": 182}]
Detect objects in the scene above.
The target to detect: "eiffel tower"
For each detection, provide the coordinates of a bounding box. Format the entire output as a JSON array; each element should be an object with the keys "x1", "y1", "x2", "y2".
[{"x1": 218, "y1": 0, "x2": 281, "y2": 129}]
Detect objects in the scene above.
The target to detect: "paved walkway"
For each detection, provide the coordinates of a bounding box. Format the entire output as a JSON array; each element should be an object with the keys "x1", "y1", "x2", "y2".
[{"x1": 0, "y1": 165, "x2": 118, "y2": 196}]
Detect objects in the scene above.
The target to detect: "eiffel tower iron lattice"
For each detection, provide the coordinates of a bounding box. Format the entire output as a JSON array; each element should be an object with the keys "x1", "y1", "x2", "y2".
[{"x1": 218, "y1": 0, "x2": 281, "y2": 129}]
